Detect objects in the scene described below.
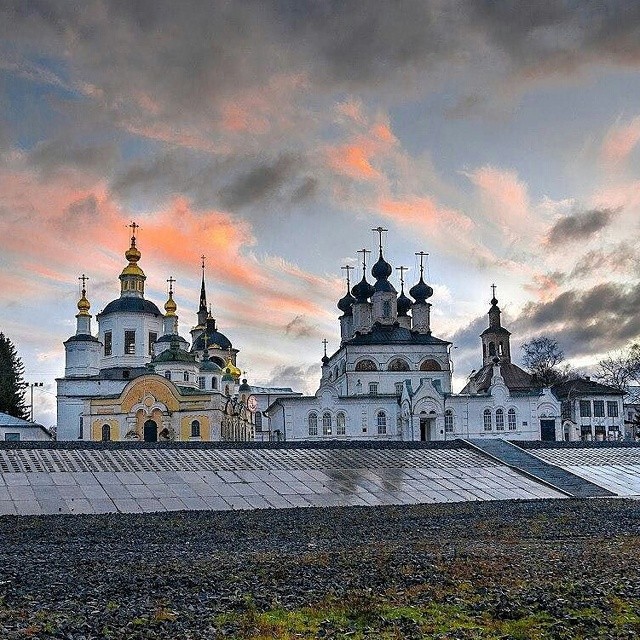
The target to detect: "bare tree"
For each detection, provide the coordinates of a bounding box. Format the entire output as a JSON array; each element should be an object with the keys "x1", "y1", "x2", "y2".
[
  {"x1": 596, "y1": 343, "x2": 640, "y2": 392},
  {"x1": 521, "y1": 336, "x2": 571, "y2": 387}
]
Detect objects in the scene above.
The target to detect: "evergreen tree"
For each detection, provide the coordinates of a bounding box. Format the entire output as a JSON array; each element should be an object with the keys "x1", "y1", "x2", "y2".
[{"x1": 0, "y1": 333, "x2": 28, "y2": 419}]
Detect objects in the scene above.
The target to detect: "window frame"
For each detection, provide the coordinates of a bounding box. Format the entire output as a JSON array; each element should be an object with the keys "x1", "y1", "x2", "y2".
[
  {"x1": 322, "y1": 412, "x2": 332, "y2": 436},
  {"x1": 104, "y1": 331, "x2": 112, "y2": 356},
  {"x1": 308, "y1": 413, "x2": 318, "y2": 436},
  {"x1": 444, "y1": 409, "x2": 454, "y2": 433},
  {"x1": 124, "y1": 330, "x2": 136, "y2": 355},
  {"x1": 377, "y1": 411, "x2": 387, "y2": 435},
  {"x1": 508, "y1": 408, "x2": 517, "y2": 431},
  {"x1": 483, "y1": 408, "x2": 492, "y2": 431},
  {"x1": 336, "y1": 412, "x2": 346, "y2": 435},
  {"x1": 496, "y1": 408, "x2": 505, "y2": 431},
  {"x1": 607, "y1": 401, "x2": 619, "y2": 418},
  {"x1": 191, "y1": 420, "x2": 201, "y2": 438}
]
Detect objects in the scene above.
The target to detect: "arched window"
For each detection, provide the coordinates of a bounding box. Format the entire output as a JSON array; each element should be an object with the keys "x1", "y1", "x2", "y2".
[
  {"x1": 498, "y1": 342, "x2": 504, "y2": 356},
  {"x1": 388, "y1": 358, "x2": 410, "y2": 371},
  {"x1": 211, "y1": 377, "x2": 218, "y2": 389},
  {"x1": 483, "y1": 343, "x2": 487, "y2": 359},
  {"x1": 483, "y1": 409, "x2": 492, "y2": 431},
  {"x1": 191, "y1": 420, "x2": 201, "y2": 437},
  {"x1": 322, "y1": 412, "x2": 332, "y2": 436},
  {"x1": 496, "y1": 408, "x2": 505, "y2": 431},
  {"x1": 333, "y1": 366, "x2": 339, "y2": 379},
  {"x1": 383, "y1": 300, "x2": 391, "y2": 316},
  {"x1": 508, "y1": 408, "x2": 517, "y2": 431},
  {"x1": 420, "y1": 359, "x2": 441, "y2": 371},
  {"x1": 488, "y1": 342, "x2": 496, "y2": 357},
  {"x1": 355, "y1": 359, "x2": 378, "y2": 371},
  {"x1": 164, "y1": 370, "x2": 171, "y2": 380},
  {"x1": 101, "y1": 424, "x2": 111, "y2": 442},
  {"x1": 308, "y1": 413, "x2": 318, "y2": 436},
  {"x1": 336, "y1": 412, "x2": 346, "y2": 435},
  {"x1": 444, "y1": 410, "x2": 454, "y2": 433},
  {"x1": 183, "y1": 371, "x2": 190, "y2": 382},
  {"x1": 377, "y1": 411, "x2": 387, "y2": 435}
]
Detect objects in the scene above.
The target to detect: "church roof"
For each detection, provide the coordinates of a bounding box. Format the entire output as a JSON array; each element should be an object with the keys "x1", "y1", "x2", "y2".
[
  {"x1": 64, "y1": 334, "x2": 100, "y2": 343},
  {"x1": 344, "y1": 323, "x2": 450, "y2": 346},
  {"x1": 153, "y1": 347, "x2": 195, "y2": 363},
  {"x1": 99, "y1": 297, "x2": 162, "y2": 316},
  {"x1": 480, "y1": 326, "x2": 511, "y2": 336},
  {"x1": 552, "y1": 378, "x2": 624, "y2": 399},
  {"x1": 192, "y1": 329, "x2": 232, "y2": 352},
  {"x1": 200, "y1": 360, "x2": 223, "y2": 372},
  {"x1": 461, "y1": 361, "x2": 533, "y2": 394}
]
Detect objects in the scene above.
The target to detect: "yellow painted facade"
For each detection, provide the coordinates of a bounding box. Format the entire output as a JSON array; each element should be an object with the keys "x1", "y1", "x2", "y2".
[{"x1": 88, "y1": 373, "x2": 223, "y2": 442}]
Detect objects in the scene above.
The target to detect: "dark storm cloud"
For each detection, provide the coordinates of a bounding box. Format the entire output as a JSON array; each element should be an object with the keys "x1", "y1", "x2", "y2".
[
  {"x1": 515, "y1": 282, "x2": 640, "y2": 356},
  {"x1": 4, "y1": 1, "x2": 640, "y2": 130},
  {"x1": 546, "y1": 208, "x2": 618, "y2": 246},
  {"x1": 218, "y1": 154, "x2": 301, "y2": 210},
  {"x1": 569, "y1": 242, "x2": 640, "y2": 281}
]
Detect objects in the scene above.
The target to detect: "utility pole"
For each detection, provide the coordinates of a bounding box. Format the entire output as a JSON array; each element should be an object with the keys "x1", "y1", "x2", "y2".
[{"x1": 27, "y1": 382, "x2": 44, "y2": 422}]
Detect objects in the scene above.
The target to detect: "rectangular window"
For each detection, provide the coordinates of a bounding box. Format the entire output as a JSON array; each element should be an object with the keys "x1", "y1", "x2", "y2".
[
  {"x1": 496, "y1": 411, "x2": 505, "y2": 431},
  {"x1": 593, "y1": 400, "x2": 605, "y2": 417},
  {"x1": 4, "y1": 433, "x2": 20, "y2": 441},
  {"x1": 368, "y1": 382, "x2": 378, "y2": 396},
  {"x1": 104, "y1": 331, "x2": 112, "y2": 356},
  {"x1": 508, "y1": 410, "x2": 517, "y2": 431},
  {"x1": 579, "y1": 400, "x2": 591, "y2": 418},
  {"x1": 124, "y1": 330, "x2": 136, "y2": 355},
  {"x1": 561, "y1": 400, "x2": 571, "y2": 420},
  {"x1": 148, "y1": 332, "x2": 157, "y2": 355},
  {"x1": 198, "y1": 376, "x2": 205, "y2": 390},
  {"x1": 79, "y1": 417, "x2": 84, "y2": 440},
  {"x1": 395, "y1": 382, "x2": 403, "y2": 396},
  {"x1": 607, "y1": 401, "x2": 619, "y2": 418},
  {"x1": 255, "y1": 412, "x2": 263, "y2": 431},
  {"x1": 444, "y1": 412, "x2": 454, "y2": 433}
]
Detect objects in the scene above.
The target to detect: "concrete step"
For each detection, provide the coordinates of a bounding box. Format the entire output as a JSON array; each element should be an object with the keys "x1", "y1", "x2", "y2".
[{"x1": 465, "y1": 439, "x2": 616, "y2": 498}]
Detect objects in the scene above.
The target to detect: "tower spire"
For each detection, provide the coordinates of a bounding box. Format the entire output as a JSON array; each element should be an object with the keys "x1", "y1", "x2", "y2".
[{"x1": 197, "y1": 255, "x2": 208, "y2": 327}]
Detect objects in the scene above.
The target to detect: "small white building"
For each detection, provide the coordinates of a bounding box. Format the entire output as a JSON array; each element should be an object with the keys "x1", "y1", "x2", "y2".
[
  {"x1": 554, "y1": 378, "x2": 625, "y2": 441},
  {"x1": 0, "y1": 412, "x2": 53, "y2": 441}
]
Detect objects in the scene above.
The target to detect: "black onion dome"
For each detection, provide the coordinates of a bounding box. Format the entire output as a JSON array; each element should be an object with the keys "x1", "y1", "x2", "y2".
[
  {"x1": 409, "y1": 276, "x2": 434, "y2": 304},
  {"x1": 337, "y1": 289, "x2": 356, "y2": 315},
  {"x1": 397, "y1": 290, "x2": 412, "y2": 316},
  {"x1": 351, "y1": 275, "x2": 375, "y2": 303},
  {"x1": 371, "y1": 253, "x2": 392, "y2": 280}
]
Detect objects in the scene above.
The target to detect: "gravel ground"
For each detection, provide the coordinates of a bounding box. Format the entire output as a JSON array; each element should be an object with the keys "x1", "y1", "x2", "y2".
[{"x1": 1, "y1": 499, "x2": 640, "y2": 639}]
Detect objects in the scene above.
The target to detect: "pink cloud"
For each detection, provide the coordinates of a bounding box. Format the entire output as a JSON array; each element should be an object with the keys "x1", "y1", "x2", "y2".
[{"x1": 602, "y1": 116, "x2": 640, "y2": 165}]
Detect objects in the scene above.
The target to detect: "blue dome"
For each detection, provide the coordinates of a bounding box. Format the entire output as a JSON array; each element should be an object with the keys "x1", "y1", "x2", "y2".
[
  {"x1": 99, "y1": 297, "x2": 162, "y2": 316},
  {"x1": 397, "y1": 290, "x2": 412, "y2": 316},
  {"x1": 371, "y1": 254, "x2": 392, "y2": 280},
  {"x1": 409, "y1": 276, "x2": 433, "y2": 304},
  {"x1": 351, "y1": 276, "x2": 375, "y2": 303},
  {"x1": 192, "y1": 330, "x2": 232, "y2": 352},
  {"x1": 337, "y1": 289, "x2": 356, "y2": 315}
]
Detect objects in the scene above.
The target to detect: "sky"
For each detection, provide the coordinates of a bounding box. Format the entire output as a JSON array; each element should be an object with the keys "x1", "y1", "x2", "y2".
[{"x1": 2, "y1": 1, "x2": 640, "y2": 427}]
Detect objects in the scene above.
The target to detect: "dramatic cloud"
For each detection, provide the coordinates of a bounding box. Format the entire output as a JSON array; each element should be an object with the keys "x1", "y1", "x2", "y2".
[
  {"x1": 516, "y1": 282, "x2": 640, "y2": 356},
  {"x1": 545, "y1": 208, "x2": 619, "y2": 246}
]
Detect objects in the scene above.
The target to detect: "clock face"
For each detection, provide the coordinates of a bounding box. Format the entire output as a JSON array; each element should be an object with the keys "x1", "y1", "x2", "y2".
[{"x1": 247, "y1": 396, "x2": 258, "y2": 412}]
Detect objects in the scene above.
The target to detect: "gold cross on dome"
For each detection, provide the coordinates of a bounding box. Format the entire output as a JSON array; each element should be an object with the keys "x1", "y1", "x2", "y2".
[{"x1": 167, "y1": 276, "x2": 175, "y2": 295}]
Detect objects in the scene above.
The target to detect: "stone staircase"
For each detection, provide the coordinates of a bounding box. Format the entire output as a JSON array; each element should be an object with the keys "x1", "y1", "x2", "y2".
[{"x1": 465, "y1": 439, "x2": 615, "y2": 498}]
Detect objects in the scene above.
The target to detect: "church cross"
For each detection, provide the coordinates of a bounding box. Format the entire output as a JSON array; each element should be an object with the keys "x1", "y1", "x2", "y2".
[
  {"x1": 322, "y1": 338, "x2": 328, "y2": 358},
  {"x1": 129, "y1": 221, "x2": 140, "y2": 238},
  {"x1": 396, "y1": 265, "x2": 408, "y2": 287},
  {"x1": 167, "y1": 276, "x2": 175, "y2": 295},
  {"x1": 491, "y1": 283, "x2": 497, "y2": 299},
  {"x1": 79, "y1": 273, "x2": 88, "y2": 292},
  {"x1": 371, "y1": 226, "x2": 388, "y2": 253},
  {"x1": 341, "y1": 264, "x2": 354, "y2": 287},
  {"x1": 357, "y1": 248, "x2": 371, "y2": 270},
  {"x1": 415, "y1": 251, "x2": 429, "y2": 276}
]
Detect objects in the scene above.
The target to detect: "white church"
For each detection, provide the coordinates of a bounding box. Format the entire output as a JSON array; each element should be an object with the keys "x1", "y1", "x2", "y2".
[
  {"x1": 56, "y1": 224, "x2": 624, "y2": 443},
  {"x1": 266, "y1": 229, "x2": 624, "y2": 442},
  {"x1": 56, "y1": 223, "x2": 297, "y2": 442}
]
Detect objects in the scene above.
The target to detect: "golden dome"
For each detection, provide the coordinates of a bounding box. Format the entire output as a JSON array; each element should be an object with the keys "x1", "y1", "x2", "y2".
[
  {"x1": 225, "y1": 357, "x2": 242, "y2": 379},
  {"x1": 120, "y1": 263, "x2": 145, "y2": 277},
  {"x1": 125, "y1": 237, "x2": 141, "y2": 263},
  {"x1": 164, "y1": 293, "x2": 177, "y2": 316},
  {"x1": 77, "y1": 293, "x2": 90, "y2": 315}
]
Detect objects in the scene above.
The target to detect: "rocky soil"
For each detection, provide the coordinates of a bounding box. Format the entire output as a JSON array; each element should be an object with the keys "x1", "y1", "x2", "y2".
[{"x1": 1, "y1": 499, "x2": 639, "y2": 639}]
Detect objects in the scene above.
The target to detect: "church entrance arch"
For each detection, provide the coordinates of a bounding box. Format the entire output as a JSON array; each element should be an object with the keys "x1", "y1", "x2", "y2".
[
  {"x1": 143, "y1": 419, "x2": 158, "y2": 442},
  {"x1": 419, "y1": 413, "x2": 435, "y2": 441}
]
